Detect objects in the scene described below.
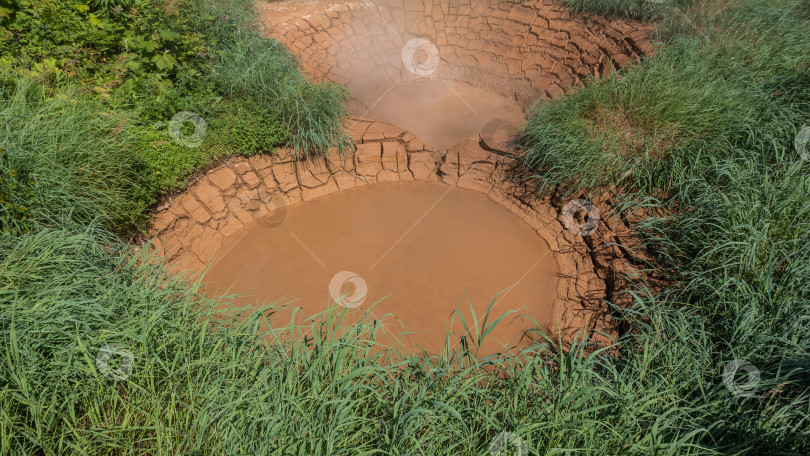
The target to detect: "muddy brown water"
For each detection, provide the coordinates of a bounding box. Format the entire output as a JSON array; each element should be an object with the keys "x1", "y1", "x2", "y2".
[
  {"x1": 205, "y1": 182, "x2": 558, "y2": 356},
  {"x1": 350, "y1": 79, "x2": 525, "y2": 150}
]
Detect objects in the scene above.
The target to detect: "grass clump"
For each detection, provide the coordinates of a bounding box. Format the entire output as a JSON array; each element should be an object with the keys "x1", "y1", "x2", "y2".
[
  {"x1": 197, "y1": 0, "x2": 351, "y2": 156},
  {"x1": 0, "y1": 79, "x2": 147, "y2": 234},
  {"x1": 520, "y1": 0, "x2": 810, "y2": 194}
]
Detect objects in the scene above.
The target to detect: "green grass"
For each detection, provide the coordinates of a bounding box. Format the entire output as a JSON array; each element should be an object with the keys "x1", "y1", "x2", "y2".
[
  {"x1": 2, "y1": 225, "x2": 805, "y2": 454},
  {"x1": 197, "y1": 0, "x2": 351, "y2": 157},
  {"x1": 0, "y1": 79, "x2": 148, "y2": 234},
  {"x1": 558, "y1": 0, "x2": 694, "y2": 20},
  {"x1": 519, "y1": 0, "x2": 810, "y2": 194},
  {"x1": 191, "y1": 0, "x2": 351, "y2": 157},
  {"x1": 0, "y1": 0, "x2": 351, "y2": 221},
  {"x1": 0, "y1": 0, "x2": 352, "y2": 235},
  {"x1": 518, "y1": 0, "x2": 810, "y2": 452},
  {"x1": 1, "y1": 0, "x2": 809, "y2": 454}
]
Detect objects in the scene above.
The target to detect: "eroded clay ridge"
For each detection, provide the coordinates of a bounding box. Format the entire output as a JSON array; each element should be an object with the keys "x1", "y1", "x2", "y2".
[
  {"x1": 259, "y1": 0, "x2": 654, "y2": 107},
  {"x1": 148, "y1": 118, "x2": 650, "y2": 343}
]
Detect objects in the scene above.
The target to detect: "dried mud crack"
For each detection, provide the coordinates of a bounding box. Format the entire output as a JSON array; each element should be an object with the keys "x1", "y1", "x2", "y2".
[{"x1": 259, "y1": 0, "x2": 654, "y2": 108}]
